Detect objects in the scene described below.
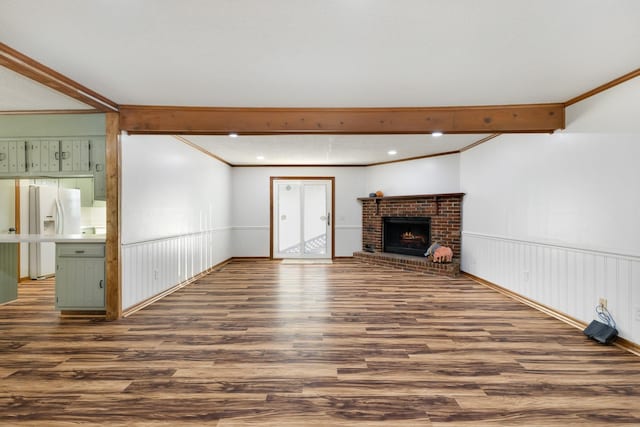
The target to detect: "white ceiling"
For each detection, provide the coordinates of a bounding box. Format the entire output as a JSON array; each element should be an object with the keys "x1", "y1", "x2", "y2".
[
  {"x1": 185, "y1": 133, "x2": 485, "y2": 165},
  {"x1": 1, "y1": 0, "x2": 638, "y2": 164},
  {"x1": 1, "y1": 0, "x2": 639, "y2": 108}
]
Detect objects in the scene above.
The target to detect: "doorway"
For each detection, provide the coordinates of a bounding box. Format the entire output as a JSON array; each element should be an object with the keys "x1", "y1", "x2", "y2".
[{"x1": 271, "y1": 177, "x2": 334, "y2": 259}]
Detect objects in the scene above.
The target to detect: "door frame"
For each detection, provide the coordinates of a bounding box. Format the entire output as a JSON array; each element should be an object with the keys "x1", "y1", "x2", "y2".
[{"x1": 270, "y1": 176, "x2": 335, "y2": 260}]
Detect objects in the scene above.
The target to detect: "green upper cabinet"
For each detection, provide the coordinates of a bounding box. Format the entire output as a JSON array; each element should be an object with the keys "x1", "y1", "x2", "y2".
[{"x1": 0, "y1": 114, "x2": 106, "y2": 199}]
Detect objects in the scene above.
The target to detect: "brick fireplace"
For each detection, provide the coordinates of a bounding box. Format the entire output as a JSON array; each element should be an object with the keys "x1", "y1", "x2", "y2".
[{"x1": 354, "y1": 193, "x2": 464, "y2": 277}]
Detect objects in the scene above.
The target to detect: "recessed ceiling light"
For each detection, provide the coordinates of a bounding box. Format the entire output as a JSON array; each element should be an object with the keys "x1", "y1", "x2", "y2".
[
  {"x1": 228, "y1": 132, "x2": 238, "y2": 138},
  {"x1": 432, "y1": 131, "x2": 443, "y2": 137},
  {"x1": 387, "y1": 150, "x2": 397, "y2": 155},
  {"x1": 256, "y1": 155, "x2": 265, "y2": 160}
]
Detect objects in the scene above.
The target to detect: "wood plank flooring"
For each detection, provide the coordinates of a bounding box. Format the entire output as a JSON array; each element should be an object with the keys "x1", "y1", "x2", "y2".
[{"x1": 1, "y1": 259, "x2": 639, "y2": 426}]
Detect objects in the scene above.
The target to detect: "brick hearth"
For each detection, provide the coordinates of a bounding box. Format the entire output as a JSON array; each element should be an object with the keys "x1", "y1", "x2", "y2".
[
  {"x1": 355, "y1": 193, "x2": 464, "y2": 277},
  {"x1": 353, "y1": 250, "x2": 461, "y2": 277}
]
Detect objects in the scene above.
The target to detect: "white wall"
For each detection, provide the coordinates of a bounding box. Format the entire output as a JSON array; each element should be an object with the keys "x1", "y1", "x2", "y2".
[
  {"x1": 121, "y1": 134, "x2": 232, "y2": 310},
  {"x1": 366, "y1": 153, "x2": 460, "y2": 196},
  {"x1": 461, "y1": 77, "x2": 640, "y2": 344},
  {"x1": 232, "y1": 167, "x2": 366, "y2": 257}
]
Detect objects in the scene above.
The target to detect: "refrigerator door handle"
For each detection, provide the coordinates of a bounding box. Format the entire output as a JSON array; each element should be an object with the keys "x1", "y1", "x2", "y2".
[{"x1": 55, "y1": 197, "x2": 64, "y2": 234}]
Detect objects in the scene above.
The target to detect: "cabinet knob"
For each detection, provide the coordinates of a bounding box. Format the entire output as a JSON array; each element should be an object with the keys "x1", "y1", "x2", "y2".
[{"x1": 99, "y1": 280, "x2": 103, "y2": 289}]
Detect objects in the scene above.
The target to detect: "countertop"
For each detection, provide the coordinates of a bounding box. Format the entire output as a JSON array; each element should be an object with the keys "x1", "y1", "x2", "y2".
[{"x1": 0, "y1": 234, "x2": 106, "y2": 243}]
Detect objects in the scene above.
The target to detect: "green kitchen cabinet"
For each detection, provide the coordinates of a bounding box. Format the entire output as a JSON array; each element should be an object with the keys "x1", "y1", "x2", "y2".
[{"x1": 55, "y1": 243, "x2": 105, "y2": 310}]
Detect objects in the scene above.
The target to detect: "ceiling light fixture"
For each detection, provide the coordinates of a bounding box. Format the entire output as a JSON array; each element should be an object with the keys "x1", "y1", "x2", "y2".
[
  {"x1": 228, "y1": 132, "x2": 238, "y2": 138},
  {"x1": 387, "y1": 150, "x2": 397, "y2": 155},
  {"x1": 432, "y1": 131, "x2": 443, "y2": 137},
  {"x1": 256, "y1": 155, "x2": 265, "y2": 160}
]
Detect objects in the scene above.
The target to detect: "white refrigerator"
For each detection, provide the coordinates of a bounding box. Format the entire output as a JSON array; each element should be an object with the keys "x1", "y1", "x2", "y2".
[{"x1": 29, "y1": 185, "x2": 81, "y2": 279}]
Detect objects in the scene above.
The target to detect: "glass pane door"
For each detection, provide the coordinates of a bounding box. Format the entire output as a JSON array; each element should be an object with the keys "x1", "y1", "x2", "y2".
[
  {"x1": 303, "y1": 184, "x2": 327, "y2": 256},
  {"x1": 273, "y1": 179, "x2": 332, "y2": 259},
  {"x1": 277, "y1": 182, "x2": 302, "y2": 255}
]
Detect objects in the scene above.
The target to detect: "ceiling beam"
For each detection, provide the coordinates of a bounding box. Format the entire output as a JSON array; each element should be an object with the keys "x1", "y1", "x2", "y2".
[
  {"x1": 119, "y1": 104, "x2": 564, "y2": 135},
  {"x1": 0, "y1": 42, "x2": 119, "y2": 112}
]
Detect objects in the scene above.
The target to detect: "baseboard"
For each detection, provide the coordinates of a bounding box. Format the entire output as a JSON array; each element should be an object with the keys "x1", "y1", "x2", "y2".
[
  {"x1": 18, "y1": 276, "x2": 30, "y2": 283},
  {"x1": 462, "y1": 272, "x2": 640, "y2": 357},
  {"x1": 60, "y1": 310, "x2": 106, "y2": 317},
  {"x1": 122, "y1": 257, "x2": 232, "y2": 317}
]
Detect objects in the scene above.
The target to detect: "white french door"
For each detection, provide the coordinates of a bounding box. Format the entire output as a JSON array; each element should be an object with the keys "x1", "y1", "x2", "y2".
[{"x1": 272, "y1": 179, "x2": 333, "y2": 259}]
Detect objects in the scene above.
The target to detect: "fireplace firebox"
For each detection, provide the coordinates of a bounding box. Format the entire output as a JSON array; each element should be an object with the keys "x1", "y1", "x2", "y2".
[{"x1": 383, "y1": 217, "x2": 431, "y2": 257}]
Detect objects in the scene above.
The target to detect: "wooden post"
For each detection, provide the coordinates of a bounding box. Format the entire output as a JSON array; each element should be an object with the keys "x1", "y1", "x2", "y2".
[{"x1": 105, "y1": 112, "x2": 121, "y2": 320}]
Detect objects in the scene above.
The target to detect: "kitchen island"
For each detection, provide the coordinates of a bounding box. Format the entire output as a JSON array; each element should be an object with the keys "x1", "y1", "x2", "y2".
[{"x1": 0, "y1": 234, "x2": 106, "y2": 308}]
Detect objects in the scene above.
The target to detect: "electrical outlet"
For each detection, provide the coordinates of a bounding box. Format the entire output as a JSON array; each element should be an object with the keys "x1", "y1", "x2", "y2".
[
  {"x1": 599, "y1": 297, "x2": 607, "y2": 308},
  {"x1": 634, "y1": 306, "x2": 640, "y2": 322}
]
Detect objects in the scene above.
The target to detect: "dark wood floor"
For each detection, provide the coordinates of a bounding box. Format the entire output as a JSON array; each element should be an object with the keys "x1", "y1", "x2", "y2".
[{"x1": 1, "y1": 259, "x2": 640, "y2": 426}]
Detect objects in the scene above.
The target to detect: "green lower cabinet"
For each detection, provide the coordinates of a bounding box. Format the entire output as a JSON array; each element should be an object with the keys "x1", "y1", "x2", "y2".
[
  {"x1": 0, "y1": 243, "x2": 18, "y2": 305},
  {"x1": 55, "y1": 243, "x2": 105, "y2": 310}
]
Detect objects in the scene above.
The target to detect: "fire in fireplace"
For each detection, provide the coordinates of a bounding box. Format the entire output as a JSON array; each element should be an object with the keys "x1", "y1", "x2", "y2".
[{"x1": 383, "y1": 217, "x2": 431, "y2": 257}]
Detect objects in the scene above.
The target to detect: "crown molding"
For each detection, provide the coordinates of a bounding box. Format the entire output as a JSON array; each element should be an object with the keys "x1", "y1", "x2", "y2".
[{"x1": 0, "y1": 42, "x2": 118, "y2": 112}]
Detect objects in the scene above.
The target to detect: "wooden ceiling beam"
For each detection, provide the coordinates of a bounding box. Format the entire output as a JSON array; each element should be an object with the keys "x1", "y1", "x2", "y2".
[
  {"x1": 0, "y1": 42, "x2": 118, "y2": 112},
  {"x1": 119, "y1": 104, "x2": 564, "y2": 135}
]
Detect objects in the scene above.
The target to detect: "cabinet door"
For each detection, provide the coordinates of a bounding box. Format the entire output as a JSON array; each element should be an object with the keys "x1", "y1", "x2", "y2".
[
  {"x1": 9, "y1": 141, "x2": 27, "y2": 173},
  {"x1": 73, "y1": 139, "x2": 90, "y2": 171},
  {"x1": 61, "y1": 139, "x2": 90, "y2": 172},
  {"x1": 0, "y1": 141, "x2": 25, "y2": 173},
  {"x1": 56, "y1": 257, "x2": 105, "y2": 309},
  {"x1": 91, "y1": 138, "x2": 106, "y2": 200},
  {"x1": 60, "y1": 140, "x2": 73, "y2": 172},
  {"x1": 46, "y1": 140, "x2": 61, "y2": 172},
  {"x1": 0, "y1": 141, "x2": 8, "y2": 173},
  {"x1": 40, "y1": 141, "x2": 49, "y2": 171},
  {"x1": 27, "y1": 140, "x2": 42, "y2": 172},
  {"x1": 27, "y1": 140, "x2": 59, "y2": 172},
  {"x1": 0, "y1": 243, "x2": 18, "y2": 304}
]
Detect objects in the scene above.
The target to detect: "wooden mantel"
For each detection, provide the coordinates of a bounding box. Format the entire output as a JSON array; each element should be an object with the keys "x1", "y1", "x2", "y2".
[{"x1": 357, "y1": 193, "x2": 465, "y2": 201}]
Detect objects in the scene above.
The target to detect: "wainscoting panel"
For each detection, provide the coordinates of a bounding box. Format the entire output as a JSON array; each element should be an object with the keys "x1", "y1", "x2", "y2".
[
  {"x1": 462, "y1": 232, "x2": 640, "y2": 345},
  {"x1": 122, "y1": 228, "x2": 231, "y2": 310}
]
